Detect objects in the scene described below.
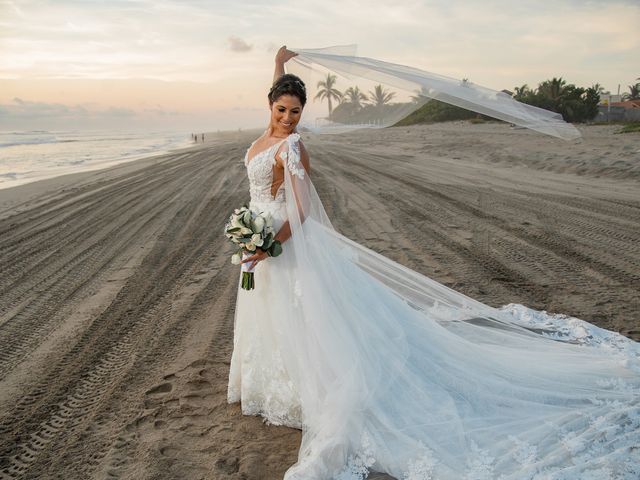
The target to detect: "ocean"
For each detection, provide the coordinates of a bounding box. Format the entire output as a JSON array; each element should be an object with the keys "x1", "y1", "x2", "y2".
[{"x1": 0, "y1": 130, "x2": 195, "y2": 190}]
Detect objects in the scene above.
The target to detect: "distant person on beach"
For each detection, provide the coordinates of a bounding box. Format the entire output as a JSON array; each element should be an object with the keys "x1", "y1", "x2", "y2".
[{"x1": 201, "y1": 133, "x2": 204, "y2": 142}]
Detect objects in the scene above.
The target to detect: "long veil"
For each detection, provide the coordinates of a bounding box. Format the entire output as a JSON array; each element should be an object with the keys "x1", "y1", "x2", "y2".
[
  {"x1": 286, "y1": 45, "x2": 581, "y2": 141},
  {"x1": 273, "y1": 133, "x2": 640, "y2": 478}
]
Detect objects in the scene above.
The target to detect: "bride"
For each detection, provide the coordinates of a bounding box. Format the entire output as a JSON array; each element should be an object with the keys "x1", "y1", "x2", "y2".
[{"x1": 227, "y1": 46, "x2": 640, "y2": 479}]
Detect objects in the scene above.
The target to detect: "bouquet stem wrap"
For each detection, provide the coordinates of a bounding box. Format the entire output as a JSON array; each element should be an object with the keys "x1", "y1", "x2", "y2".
[{"x1": 240, "y1": 251, "x2": 256, "y2": 290}]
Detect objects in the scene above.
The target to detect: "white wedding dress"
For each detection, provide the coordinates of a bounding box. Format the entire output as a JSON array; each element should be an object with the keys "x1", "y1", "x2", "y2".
[{"x1": 227, "y1": 132, "x2": 640, "y2": 480}]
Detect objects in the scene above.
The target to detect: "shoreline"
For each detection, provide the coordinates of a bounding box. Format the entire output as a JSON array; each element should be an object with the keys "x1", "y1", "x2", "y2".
[
  {"x1": 0, "y1": 128, "x2": 265, "y2": 215},
  {"x1": 2, "y1": 122, "x2": 638, "y2": 211},
  {"x1": 0, "y1": 127, "x2": 266, "y2": 197}
]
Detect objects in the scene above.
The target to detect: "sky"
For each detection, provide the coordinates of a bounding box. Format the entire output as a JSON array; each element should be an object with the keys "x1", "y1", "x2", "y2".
[{"x1": 0, "y1": 0, "x2": 638, "y2": 132}]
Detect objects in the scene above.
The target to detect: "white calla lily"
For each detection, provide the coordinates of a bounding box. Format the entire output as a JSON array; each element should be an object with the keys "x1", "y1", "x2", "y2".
[
  {"x1": 231, "y1": 217, "x2": 243, "y2": 229},
  {"x1": 254, "y1": 216, "x2": 265, "y2": 233}
]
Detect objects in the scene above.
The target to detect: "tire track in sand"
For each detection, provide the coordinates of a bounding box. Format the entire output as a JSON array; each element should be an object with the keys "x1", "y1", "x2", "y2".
[{"x1": 0, "y1": 129, "x2": 638, "y2": 479}]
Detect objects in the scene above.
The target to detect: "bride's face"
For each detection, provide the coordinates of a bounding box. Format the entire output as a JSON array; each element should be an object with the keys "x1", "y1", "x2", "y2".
[{"x1": 269, "y1": 94, "x2": 303, "y2": 136}]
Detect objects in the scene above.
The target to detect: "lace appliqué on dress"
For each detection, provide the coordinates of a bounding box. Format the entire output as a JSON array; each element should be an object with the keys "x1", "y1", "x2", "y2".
[
  {"x1": 335, "y1": 431, "x2": 376, "y2": 480},
  {"x1": 245, "y1": 142, "x2": 286, "y2": 204},
  {"x1": 402, "y1": 443, "x2": 438, "y2": 480},
  {"x1": 465, "y1": 440, "x2": 496, "y2": 480},
  {"x1": 336, "y1": 434, "x2": 441, "y2": 480},
  {"x1": 280, "y1": 133, "x2": 305, "y2": 180},
  {"x1": 238, "y1": 338, "x2": 302, "y2": 429}
]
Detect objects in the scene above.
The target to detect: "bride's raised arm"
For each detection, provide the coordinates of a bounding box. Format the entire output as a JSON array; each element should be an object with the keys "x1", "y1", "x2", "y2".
[{"x1": 273, "y1": 45, "x2": 297, "y2": 84}]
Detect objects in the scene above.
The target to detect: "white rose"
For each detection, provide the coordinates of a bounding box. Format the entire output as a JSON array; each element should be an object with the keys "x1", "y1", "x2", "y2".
[
  {"x1": 245, "y1": 242, "x2": 256, "y2": 251},
  {"x1": 231, "y1": 253, "x2": 241, "y2": 265},
  {"x1": 251, "y1": 233, "x2": 264, "y2": 247}
]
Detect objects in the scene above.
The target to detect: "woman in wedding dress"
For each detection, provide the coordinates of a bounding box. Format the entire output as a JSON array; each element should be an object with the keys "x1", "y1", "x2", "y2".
[{"x1": 227, "y1": 46, "x2": 640, "y2": 480}]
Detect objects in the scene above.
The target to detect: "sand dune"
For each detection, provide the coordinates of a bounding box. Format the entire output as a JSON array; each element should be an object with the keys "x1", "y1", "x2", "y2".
[{"x1": 0, "y1": 122, "x2": 638, "y2": 479}]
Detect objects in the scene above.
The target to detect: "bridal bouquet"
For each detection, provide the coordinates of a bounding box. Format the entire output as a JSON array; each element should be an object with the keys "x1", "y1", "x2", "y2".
[{"x1": 224, "y1": 205, "x2": 283, "y2": 290}]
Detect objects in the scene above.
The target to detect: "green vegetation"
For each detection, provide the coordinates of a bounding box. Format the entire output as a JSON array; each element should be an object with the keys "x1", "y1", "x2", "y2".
[
  {"x1": 616, "y1": 122, "x2": 640, "y2": 134},
  {"x1": 343, "y1": 86, "x2": 368, "y2": 109},
  {"x1": 367, "y1": 85, "x2": 396, "y2": 107},
  {"x1": 394, "y1": 100, "x2": 478, "y2": 125},
  {"x1": 512, "y1": 78, "x2": 600, "y2": 123},
  {"x1": 314, "y1": 73, "x2": 342, "y2": 118},
  {"x1": 319, "y1": 76, "x2": 605, "y2": 126},
  {"x1": 330, "y1": 84, "x2": 403, "y2": 124},
  {"x1": 395, "y1": 77, "x2": 601, "y2": 126},
  {"x1": 622, "y1": 81, "x2": 640, "y2": 101}
]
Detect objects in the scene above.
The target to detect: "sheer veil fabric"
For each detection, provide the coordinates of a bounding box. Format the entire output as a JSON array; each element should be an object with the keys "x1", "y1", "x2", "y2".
[
  {"x1": 227, "y1": 131, "x2": 640, "y2": 479},
  {"x1": 285, "y1": 45, "x2": 581, "y2": 141}
]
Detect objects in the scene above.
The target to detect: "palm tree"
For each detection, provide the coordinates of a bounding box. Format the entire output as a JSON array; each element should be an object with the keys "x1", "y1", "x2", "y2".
[
  {"x1": 343, "y1": 86, "x2": 368, "y2": 109},
  {"x1": 368, "y1": 84, "x2": 396, "y2": 107},
  {"x1": 411, "y1": 86, "x2": 431, "y2": 104},
  {"x1": 591, "y1": 83, "x2": 605, "y2": 96},
  {"x1": 513, "y1": 84, "x2": 530, "y2": 101},
  {"x1": 538, "y1": 77, "x2": 567, "y2": 102},
  {"x1": 314, "y1": 73, "x2": 342, "y2": 118},
  {"x1": 622, "y1": 82, "x2": 640, "y2": 101}
]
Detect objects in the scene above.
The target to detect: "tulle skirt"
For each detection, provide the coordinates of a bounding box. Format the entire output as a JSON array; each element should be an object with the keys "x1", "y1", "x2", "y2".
[{"x1": 227, "y1": 200, "x2": 640, "y2": 480}]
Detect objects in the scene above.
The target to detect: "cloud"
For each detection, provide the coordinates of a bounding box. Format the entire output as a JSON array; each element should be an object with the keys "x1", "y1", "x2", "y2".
[
  {"x1": 104, "y1": 106, "x2": 136, "y2": 117},
  {"x1": 142, "y1": 105, "x2": 180, "y2": 116},
  {"x1": 227, "y1": 35, "x2": 252, "y2": 53},
  {"x1": 0, "y1": 95, "x2": 194, "y2": 130},
  {"x1": 0, "y1": 0, "x2": 638, "y2": 130},
  {"x1": 1, "y1": 97, "x2": 134, "y2": 118}
]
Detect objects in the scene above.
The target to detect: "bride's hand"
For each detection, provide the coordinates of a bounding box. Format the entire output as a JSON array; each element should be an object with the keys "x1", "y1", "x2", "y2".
[
  {"x1": 241, "y1": 248, "x2": 269, "y2": 270},
  {"x1": 275, "y1": 45, "x2": 298, "y2": 65}
]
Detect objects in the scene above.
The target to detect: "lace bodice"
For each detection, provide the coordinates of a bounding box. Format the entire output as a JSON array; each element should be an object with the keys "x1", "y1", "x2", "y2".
[{"x1": 244, "y1": 132, "x2": 304, "y2": 205}]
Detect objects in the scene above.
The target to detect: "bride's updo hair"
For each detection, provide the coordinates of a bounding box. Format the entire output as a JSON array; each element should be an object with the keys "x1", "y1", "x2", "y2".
[{"x1": 268, "y1": 73, "x2": 307, "y2": 107}]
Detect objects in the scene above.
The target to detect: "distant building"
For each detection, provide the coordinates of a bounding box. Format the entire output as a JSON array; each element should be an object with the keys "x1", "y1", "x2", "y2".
[
  {"x1": 613, "y1": 100, "x2": 640, "y2": 109},
  {"x1": 599, "y1": 94, "x2": 623, "y2": 105},
  {"x1": 596, "y1": 99, "x2": 640, "y2": 122}
]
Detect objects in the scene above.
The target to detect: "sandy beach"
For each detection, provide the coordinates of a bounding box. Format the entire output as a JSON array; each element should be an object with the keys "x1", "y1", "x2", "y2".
[{"x1": 0, "y1": 122, "x2": 638, "y2": 479}]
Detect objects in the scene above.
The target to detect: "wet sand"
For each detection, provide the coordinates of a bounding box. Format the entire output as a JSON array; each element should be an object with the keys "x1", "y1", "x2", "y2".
[{"x1": 0, "y1": 122, "x2": 638, "y2": 479}]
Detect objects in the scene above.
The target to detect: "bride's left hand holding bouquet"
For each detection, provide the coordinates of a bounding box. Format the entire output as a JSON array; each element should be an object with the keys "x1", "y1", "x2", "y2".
[{"x1": 224, "y1": 205, "x2": 283, "y2": 290}]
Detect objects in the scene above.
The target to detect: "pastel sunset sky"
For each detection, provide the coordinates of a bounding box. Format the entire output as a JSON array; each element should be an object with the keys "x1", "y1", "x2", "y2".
[{"x1": 1, "y1": 0, "x2": 638, "y2": 131}]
